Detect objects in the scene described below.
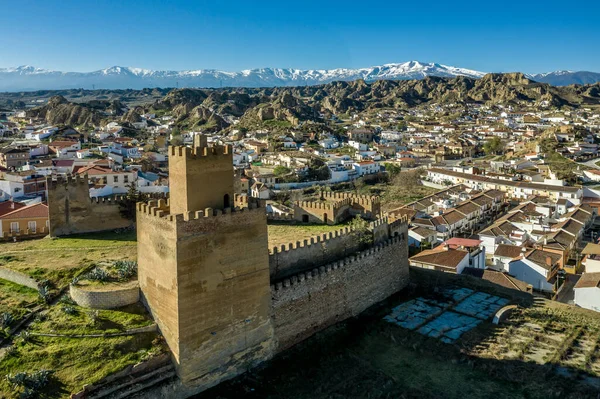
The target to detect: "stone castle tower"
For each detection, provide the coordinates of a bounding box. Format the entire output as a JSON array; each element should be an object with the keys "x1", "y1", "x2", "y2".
[{"x1": 136, "y1": 135, "x2": 274, "y2": 389}]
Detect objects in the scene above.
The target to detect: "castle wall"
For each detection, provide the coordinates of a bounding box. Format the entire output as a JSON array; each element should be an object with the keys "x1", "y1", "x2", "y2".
[
  {"x1": 47, "y1": 175, "x2": 132, "y2": 237},
  {"x1": 293, "y1": 193, "x2": 381, "y2": 225},
  {"x1": 271, "y1": 234, "x2": 409, "y2": 351},
  {"x1": 269, "y1": 226, "x2": 361, "y2": 281},
  {"x1": 173, "y1": 207, "x2": 274, "y2": 387},
  {"x1": 136, "y1": 200, "x2": 180, "y2": 360}
]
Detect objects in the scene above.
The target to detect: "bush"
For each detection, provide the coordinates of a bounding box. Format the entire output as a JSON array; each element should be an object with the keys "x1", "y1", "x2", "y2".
[
  {"x1": 37, "y1": 286, "x2": 51, "y2": 304},
  {"x1": 1, "y1": 312, "x2": 14, "y2": 328},
  {"x1": 61, "y1": 306, "x2": 78, "y2": 315},
  {"x1": 114, "y1": 260, "x2": 138, "y2": 281},
  {"x1": 6, "y1": 369, "x2": 54, "y2": 396},
  {"x1": 86, "y1": 267, "x2": 110, "y2": 282}
]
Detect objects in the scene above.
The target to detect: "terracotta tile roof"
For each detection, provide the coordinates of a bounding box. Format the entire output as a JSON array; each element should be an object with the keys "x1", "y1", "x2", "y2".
[
  {"x1": 389, "y1": 207, "x2": 418, "y2": 220},
  {"x1": 574, "y1": 273, "x2": 600, "y2": 289},
  {"x1": 455, "y1": 202, "x2": 480, "y2": 215},
  {"x1": 494, "y1": 244, "x2": 524, "y2": 259},
  {"x1": 524, "y1": 249, "x2": 561, "y2": 270},
  {"x1": 0, "y1": 203, "x2": 48, "y2": 220},
  {"x1": 0, "y1": 201, "x2": 26, "y2": 217},
  {"x1": 462, "y1": 268, "x2": 531, "y2": 292},
  {"x1": 75, "y1": 165, "x2": 119, "y2": 175},
  {"x1": 443, "y1": 237, "x2": 482, "y2": 247},
  {"x1": 410, "y1": 226, "x2": 437, "y2": 238},
  {"x1": 410, "y1": 248, "x2": 468, "y2": 269}
]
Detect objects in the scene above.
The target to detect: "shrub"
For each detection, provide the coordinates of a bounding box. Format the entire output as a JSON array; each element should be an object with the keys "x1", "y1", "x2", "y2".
[
  {"x1": 61, "y1": 306, "x2": 78, "y2": 315},
  {"x1": 1, "y1": 312, "x2": 14, "y2": 328},
  {"x1": 114, "y1": 260, "x2": 138, "y2": 281},
  {"x1": 37, "y1": 286, "x2": 51, "y2": 304},
  {"x1": 86, "y1": 267, "x2": 110, "y2": 282}
]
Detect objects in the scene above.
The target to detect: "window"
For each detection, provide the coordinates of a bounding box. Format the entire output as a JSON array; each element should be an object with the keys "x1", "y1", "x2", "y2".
[
  {"x1": 124, "y1": 175, "x2": 129, "y2": 183},
  {"x1": 28, "y1": 221, "x2": 36, "y2": 233},
  {"x1": 10, "y1": 222, "x2": 19, "y2": 234},
  {"x1": 113, "y1": 176, "x2": 119, "y2": 183}
]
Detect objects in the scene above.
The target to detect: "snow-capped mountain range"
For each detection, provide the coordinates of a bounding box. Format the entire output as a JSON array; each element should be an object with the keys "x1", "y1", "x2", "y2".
[{"x1": 0, "y1": 61, "x2": 598, "y2": 91}]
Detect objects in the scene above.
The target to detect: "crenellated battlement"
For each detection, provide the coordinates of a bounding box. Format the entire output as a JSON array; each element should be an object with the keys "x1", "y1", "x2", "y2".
[
  {"x1": 136, "y1": 198, "x2": 263, "y2": 225},
  {"x1": 320, "y1": 191, "x2": 379, "y2": 204},
  {"x1": 169, "y1": 144, "x2": 232, "y2": 159},
  {"x1": 46, "y1": 173, "x2": 89, "y2": 188},
  {"x1": 270, "y1": 235, "x2": 403, "y2": 292},
  {"x1": 269, "y1": 226, "x2": 352, "y2": 255}
]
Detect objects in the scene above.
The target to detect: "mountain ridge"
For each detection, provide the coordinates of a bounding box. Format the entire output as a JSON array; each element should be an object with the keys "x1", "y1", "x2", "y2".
[{"x1": 1, "y1": 61, "x2": 599, "y2": 91}]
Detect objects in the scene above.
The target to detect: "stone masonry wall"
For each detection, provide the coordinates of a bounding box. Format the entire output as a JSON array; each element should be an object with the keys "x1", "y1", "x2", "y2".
[
  {"x1": 47, "y1": 175, "x2": 132, "y2": 237},
  {"x1": 271, "y1": 234, "x2": 409, "y2": 351},
  {"x1": 69, "y1": 282, "x2": 140, "y2": 309},
  {"x1": 269, "y1": 226, "x2": 361, "y2": 281},
  {"x1": 0, "y1": 266, "x2": 39, "y2": 290}
]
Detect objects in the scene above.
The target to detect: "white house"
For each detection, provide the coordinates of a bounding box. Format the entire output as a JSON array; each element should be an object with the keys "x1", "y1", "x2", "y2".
[
  {"x1": 492, "y1": 244, "x2": 524, "y2": 271},
  {"x1": 574, "y1": 273, "x2": 600, "y2": 312},
  {"x1": 507, "y1": 249, "x2": 561, "y2": 292},
  {"x1": 353, "y1": 161, "x2": 379, "y2": 176},
  {"x1": 408, "y1": 227, "x2": 438, "y2": 248}
]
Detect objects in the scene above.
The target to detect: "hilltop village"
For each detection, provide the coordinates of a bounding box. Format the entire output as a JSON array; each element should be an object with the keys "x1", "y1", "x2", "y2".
[{"x1": 1, "y1": 80, "x2": 600, "y2": 397}]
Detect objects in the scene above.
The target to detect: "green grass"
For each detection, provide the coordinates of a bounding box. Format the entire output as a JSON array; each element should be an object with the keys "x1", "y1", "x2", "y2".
[
  {"x1": 0, "y1": 333, "x2": 163, "y2": 398},
  {"x1": 263, "y1": 119, "x2": 293, "y2": 128},
  {"x1": 0, "y1": 301, "x2": 163, "y2": 398},
  {"x1": 29, "y1": 302, "x2": 153, "y2": 336},
  {"x1": 0, "y1": 231, "x2": 137, "y2": 289},
  {"x1": 0, "y1": 279, "x2": 39, "y2": 320}
]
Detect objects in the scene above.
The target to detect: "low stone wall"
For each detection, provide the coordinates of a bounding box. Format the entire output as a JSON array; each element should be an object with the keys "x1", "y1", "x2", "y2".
[
  {"x1": 70, "y1": 281, "x2": 140, "y2": 309},
  {"x1": 271, "y1": 235, "x2": 409, "y2": 351},
  {"x1": 0, "y1": 266, "x2": 40, "y2": 290}
]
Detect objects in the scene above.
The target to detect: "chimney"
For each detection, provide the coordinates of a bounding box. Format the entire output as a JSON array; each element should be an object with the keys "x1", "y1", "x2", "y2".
[
  {"x1": 10, "y1": 201, "x2": 14, "y2": 209},
  {"x1": 545, "y1": 256, "x2": 553, "y2": 267}
]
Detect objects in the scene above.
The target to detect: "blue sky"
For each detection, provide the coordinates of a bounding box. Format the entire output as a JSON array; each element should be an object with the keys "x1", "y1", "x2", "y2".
[{"x1": 1, "y1": 0, "x2": 599, "y2": 73}]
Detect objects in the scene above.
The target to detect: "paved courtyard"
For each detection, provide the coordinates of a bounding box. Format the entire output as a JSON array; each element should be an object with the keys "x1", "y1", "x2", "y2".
[{"x1": 385, "y1": 287, "x2": 510, "y2": 343}]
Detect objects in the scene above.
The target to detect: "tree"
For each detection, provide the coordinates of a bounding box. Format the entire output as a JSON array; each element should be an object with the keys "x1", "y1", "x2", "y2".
[
  {"x1": 384, "y1": 163, "x2": 402, "y2": 179},
  {"x1": 349, "y1": 215, "x2": 373, "y2": 249},
  {"x1": 119, "y1": 182, "x2": 148, "y2": 222},
  {"x1": 273, "y1": 166, "x2": 292, "y2": 177},
  {"x1": 353, "y1": 177, "x2": 366, "y2": 194},
  {"x1": 483, "y1": 136, "x2": 505, "y2": 155}
]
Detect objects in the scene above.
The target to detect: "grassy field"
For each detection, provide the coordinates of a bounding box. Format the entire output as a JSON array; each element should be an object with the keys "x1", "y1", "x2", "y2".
[
  {"x1": 0, "y1": 279, "x2": 39, "y2": 320},
  {"x1": 0, "y1": 333, "x2": 162, "y2": 398},
  {"x1": 267, "y1": 223, "x2": 350, "y2": 248},
  {"x1": 0, "y1": 231, "x2": 137, "y2": 288},
  {"x1": 0, "y1": 296, "x2": 162, "y2": 398},
  {"x1": 29, "y1": 302, "x2": 154, "y2": 336}
]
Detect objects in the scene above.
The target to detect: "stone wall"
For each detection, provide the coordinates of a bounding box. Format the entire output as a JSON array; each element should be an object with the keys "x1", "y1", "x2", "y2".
[
  {"x1": 269, "y1": 226, "x2": 361, "y2": 281},
  {"x1": 47, "y1": 175, "x2": 132, "y2": 237},
  {"x1": 271, "y1": 235, "x2": 409, "y2": 351},
  {"x1": 137, "y1": 199, "x2": 274, "y2": 390},
  {"x1": 0, "y1": 266, "x2": 39, "y2": 290},
  {"x1": 69, "y1": 281, "x2": 140, "y2": 309}
]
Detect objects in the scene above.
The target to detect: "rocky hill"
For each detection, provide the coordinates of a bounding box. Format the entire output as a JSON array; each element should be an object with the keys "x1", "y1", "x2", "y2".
[
  {"x1": 26, "y1": 96, "x2": 107, "y2": 127},
  {"x1": 145, "y1": 73, "x2": 600, "y2": 128},
  {"x1": 23, "y1": 74, "x2": 600, "y2": 130}
]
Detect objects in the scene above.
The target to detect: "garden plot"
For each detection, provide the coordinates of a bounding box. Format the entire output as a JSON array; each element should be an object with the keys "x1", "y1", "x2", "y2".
[{"x1": 385, "y1": 287, "x2": 508, "y2": 343}]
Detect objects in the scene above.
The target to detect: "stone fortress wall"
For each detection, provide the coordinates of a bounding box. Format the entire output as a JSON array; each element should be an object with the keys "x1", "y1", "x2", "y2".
[
  {"x1": 271, "y1": 234, "x2": 408, "y2": 351},
  {"x1": 46, "y1": 174, "x2": 132, "y2": 237},
  {"x1": 293, "y1": 192, "x2": 381, "y2": 225},
  {"x1": 135, "y1": 135, "x2": 411, "y2": 396}
]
